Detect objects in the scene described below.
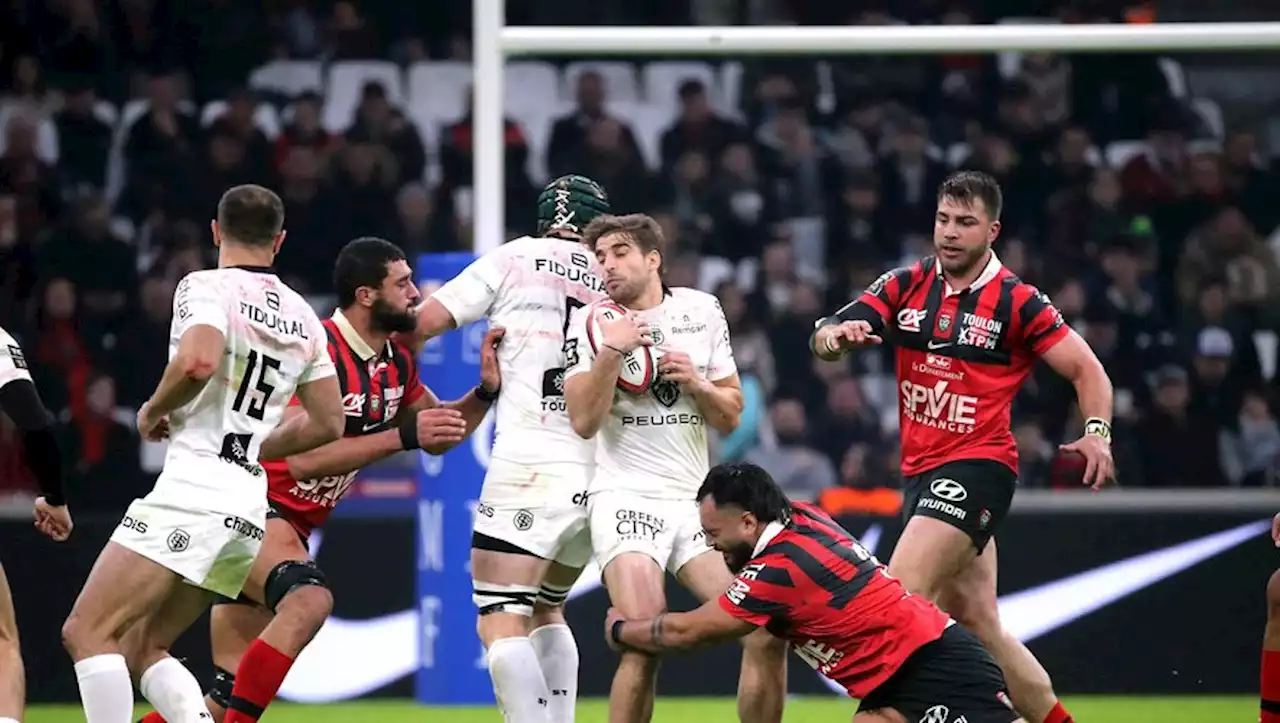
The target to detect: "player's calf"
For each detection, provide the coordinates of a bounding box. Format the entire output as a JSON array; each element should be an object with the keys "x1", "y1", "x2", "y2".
[
  {"x1": 0, "y1": 578, "x2": 23, "y2": 723},
  {"x1": 529, "y1": 562, "x2": 585, "y2": 723},
  {"x1": 603, "y1": 552, "x2": 668, "y2": 723},
  {"x1": 472, "y1": 545, "x2": 556, "y2": 723}
]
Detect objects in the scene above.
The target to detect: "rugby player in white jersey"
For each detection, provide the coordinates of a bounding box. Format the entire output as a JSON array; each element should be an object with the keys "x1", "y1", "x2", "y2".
[
  {"x1": 0, "y1": 326, "x2": 73, "y2": 723},
  {"x1": 562, "y1": 213, "x2": 786, "y2": 723},
  {"x1": 61, "y1": 185, "x2": 345, "y2": 723},
  {"x1": 412, "y1": 175, "x2": 611, "y2": 722}
]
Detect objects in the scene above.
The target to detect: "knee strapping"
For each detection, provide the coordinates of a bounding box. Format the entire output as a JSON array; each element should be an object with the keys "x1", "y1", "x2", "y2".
[
  {"x1": 208, "y1": 666, "x2": 235, "y2": 710},
  {"x1": 473, "y1": 583, "x2": 539, "y2": 617},
  {"x1": 536, "y1": 581, "x2": 573, "y2": 608},
  {"x1": 264, "y1": 560, "x2": 328, "y2": 612}
]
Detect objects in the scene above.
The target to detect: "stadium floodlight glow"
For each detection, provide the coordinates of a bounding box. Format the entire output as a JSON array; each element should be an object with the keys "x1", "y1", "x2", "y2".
[{"x1": 471, "y1": 3, "x2": 1280, "y2": 255}]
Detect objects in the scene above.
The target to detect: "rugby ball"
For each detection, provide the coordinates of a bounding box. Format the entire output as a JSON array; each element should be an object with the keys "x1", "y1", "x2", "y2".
[{"x1": 586, "y1": 301, "x2": 656, "y2": 394}]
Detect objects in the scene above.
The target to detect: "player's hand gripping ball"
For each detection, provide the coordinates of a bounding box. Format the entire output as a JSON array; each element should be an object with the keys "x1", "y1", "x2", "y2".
[{"x1": 588, "y1": 302, "x2": 655, "y2": 394}]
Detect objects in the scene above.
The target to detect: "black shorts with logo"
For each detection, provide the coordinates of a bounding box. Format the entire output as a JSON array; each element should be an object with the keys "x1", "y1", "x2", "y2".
[
  {"x1": 901, "y1": 459, "x2": 1016, "y2": 553},
  {"x1": 858, "y1": 624, "x2": 1018, "y2": 723}
]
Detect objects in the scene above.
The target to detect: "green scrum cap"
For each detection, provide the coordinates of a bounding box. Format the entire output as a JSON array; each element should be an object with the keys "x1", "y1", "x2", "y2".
[{"x1": 536, "y1": 174, "x2": 610, "y2": 236}]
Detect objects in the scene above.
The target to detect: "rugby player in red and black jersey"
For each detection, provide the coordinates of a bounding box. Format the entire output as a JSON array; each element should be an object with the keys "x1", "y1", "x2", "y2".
[
  {"x1": 809, "y1": 172, "x2": 1114, "y2": 723},
  {"x1": 140, "y1": 237, "x2": 502, "y2": 723},
  {"x1": 608, "y1": 462, "x2": 1022, "y2": 723},
  {"x1": 1263, "y1": 512, "x2": 1280, "y2": 723}
]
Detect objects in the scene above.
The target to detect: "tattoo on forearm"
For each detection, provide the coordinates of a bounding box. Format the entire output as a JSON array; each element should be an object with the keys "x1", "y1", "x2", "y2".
[{"x1": 650, "y1": 613, "x2": 668, "y2": 650}]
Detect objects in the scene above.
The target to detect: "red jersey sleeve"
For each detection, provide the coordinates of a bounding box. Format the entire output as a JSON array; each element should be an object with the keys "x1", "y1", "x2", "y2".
[
  {"x1": 1016, "y1": 284, "x2": 1070, "y2": 356},
  {"x1": 717, "y1": 557, "x2": 795, "y2": 627},
  {"x1": 397, "y1": 343, "x2": 427, "y2": 407},
  {"x1": 828, "y1": 262, "x2": 922, "y2": 333}
]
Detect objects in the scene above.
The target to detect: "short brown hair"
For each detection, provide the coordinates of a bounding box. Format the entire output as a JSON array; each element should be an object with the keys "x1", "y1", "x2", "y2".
[
  {"x1": 582, "y1": 213, "x2": 666, "y2": 258},
  {"x1": 217, "y1": 184, "x2": 285, "y2": 246},
  {"x1": 937, "y1": 171, "x2": 1003, "y2": 220}
]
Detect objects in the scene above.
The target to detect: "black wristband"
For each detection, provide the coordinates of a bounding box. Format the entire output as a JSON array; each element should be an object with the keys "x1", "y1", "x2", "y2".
[
  {"x1": 474, "y1": 384, "x2": 500, "y2": 403},
  {"x1": 611, "y1": 619, "x2": 627, "y2": 648},
  {"x1": 398, "y1": 415, "x2": 420, "y2": 450}
]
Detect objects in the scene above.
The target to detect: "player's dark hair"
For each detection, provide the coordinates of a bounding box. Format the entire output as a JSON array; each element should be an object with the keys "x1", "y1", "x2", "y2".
[
  {"x1": 697, "y1": 462, "x2": 792, "y2": 524},
  {"x1": 216, "y1": 184, "x2": 285, "y2": 247},
  {"x1": 333, "y1": 237, "x2": 408, "y2": 307},
  {"x1": 583, "y1": 213, "x2": 666, "y2": 269},
  {"x1": 937, "y1": 170, "x2": 1003, "y2": 221}
]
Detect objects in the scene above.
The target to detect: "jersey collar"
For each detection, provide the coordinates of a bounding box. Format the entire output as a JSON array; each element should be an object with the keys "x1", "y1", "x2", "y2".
[
  {"x1": 752, "y1": 521, "x2": 787, "y2": 557},
  {"x1": 331, "y1": 308, "x2": 391, "y2": 362},
  {"x1": 938, "y1": 250, "x2": 1003, "y2": 297}
]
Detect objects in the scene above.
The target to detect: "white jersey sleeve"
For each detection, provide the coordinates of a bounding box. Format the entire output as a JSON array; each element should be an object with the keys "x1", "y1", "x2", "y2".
[
  {"x1": 173, "y1": 273, "x2": 230, "y2": 338},
  {"x1": 430, "y1": 248, "x2": 509, "y2": 327},
  {"x1": 706, "y1": 298, "x2": 737, "y2": 382},
  {"x1": 0, "y1": 326, "x2": 32, "y2": 389},
  {"x1": 298, "y1": 315, "x2": 337, "y2": 384},
  {"x1": 563, "y1": 303, "x2": 596, "y2": 381}
]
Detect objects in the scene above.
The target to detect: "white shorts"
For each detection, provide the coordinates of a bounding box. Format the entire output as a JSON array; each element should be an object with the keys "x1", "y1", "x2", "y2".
[
  {"x1": 472, "y1": 459, "x2": 592, "y2": 569},
  {"x1": 110, "y1": 496, "x2": 267, "y2": 599},
  {"x1": 588, "y1": 490, "x2": 713, "y2": 574}
]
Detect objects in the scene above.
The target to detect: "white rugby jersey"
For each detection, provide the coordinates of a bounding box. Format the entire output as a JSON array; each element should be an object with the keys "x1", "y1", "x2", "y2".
[
  {"x1": 565, "y1": 287, "x2": 736, "y2": 499},
  {"x1": 0, "y1": 325, "x2": 32, "y2": 389},
  {"x1": 161, "y1": 266, "x2": 335, "y2": 500},
  {"x1": 431, "y1": 235, "x2": 607, "y2": 467}
]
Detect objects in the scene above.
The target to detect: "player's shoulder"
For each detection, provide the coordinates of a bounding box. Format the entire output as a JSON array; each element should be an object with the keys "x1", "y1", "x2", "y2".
[
  {"x1": 0, "y1": 324, "x2": 19, "y2": 347},
  {"x1": 666, "y1": 286, "x2": 722, "y2": 312}
]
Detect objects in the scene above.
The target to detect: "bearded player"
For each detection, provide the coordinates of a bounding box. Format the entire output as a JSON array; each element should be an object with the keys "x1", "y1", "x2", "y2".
[
  {"x1": 609, "y1": 462, "x2": 1021, "y2": 723},
  {"x1": 811, "y1": 171, "x2": 1114, "y2": 723},
  {"x1": 412, "y1": 175, "x2": 610, "y2": 722},
  {"x1": 1264, "y1": 512, "x2": 1280, "y2": 723},
  {"x1": 563, "y1": 214, "x2": 786, "y2": 723},
  {"x1": 139, "y1": 237, "x2": 501, "y2": 723}
]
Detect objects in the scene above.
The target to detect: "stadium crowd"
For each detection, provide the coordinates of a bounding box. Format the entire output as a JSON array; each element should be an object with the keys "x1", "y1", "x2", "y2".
[{"x1": 0, "y1": 0, "x2": 1276, "y2": 514}]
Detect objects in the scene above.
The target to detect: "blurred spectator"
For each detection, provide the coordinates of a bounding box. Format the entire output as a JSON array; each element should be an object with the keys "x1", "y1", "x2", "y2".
[
  {"x1": 565, "y1": 118, "x2": 652, "y2": 219},
  {"x1": 36, "y1": 195, "x2": 136, "y2": 324},
  {"x1": 112, "y1": 274, "x2": 172, "y2": 406},
  {"x1": 120, "y1": 73, "x2": 201, "y2": 223},
  {"x1": 1018, "y1": 52, "x2": 1071, "y2": 128},
  {"x1": 58, "y1": 373, "x2": 144, "y2": 512},
  {"x1": 273, "y1": 92, "x2": 337, "y2": 172},
  {"x1": 877, "y1": 115, "x2": 947, "y2": 227},
  {"x1": 703, "y1": 143, "x2": 773, "y2": 263},
  {"x1": 1135, "y1": 365, "x2": 1225, "y2": 487},
  {"x1": 745, "y1": 397, "x2": 837, "y2": 502},
  {"x1": 1014, "y1": 420, "x2": 1055, "y2": 488},
  {"x1": 716, "y1": 281, "x2": 776, "y2": 394},
  {"x1": 1, "y1": 55, "x2": 50, "y2": 116},
  {"x1": 53, "y1": 81, "x2": 113, "y2": 190},
  {"x1": 345, "y1": 81, "x2": 426, "y2": 187},
  {"x1": 438, "y1": 87, "x2": 536, "y2": 234},
  {"x1": 208, "y1": 87, "x2": 274, "y2": 181},
  {"x1": 31, "y1": 278, "x2": 95, "y2": 416},
  {"x1": 547, "y1": 71, "x2": 642, "y2": 180},
  {"x1": 42, "y1": 0, "x2": 109, "y2": 91},
  {"x1": 392, "y1": 182, "x2": 457, "y2": 254},
  {"x1": 813, "y1": 376, "x2": 883, "y2": 469},
  {"x1": 818, "y1": 443, "x2": 902, "y2": 517},
  {"x1": 327, "y1": 1, "x2": 381, "y2": 60},
  {"x1": 0, "y1": 194, "x2": 35, "y2": 318},
  {"x1": 1189, "y1": 326, "x2": 1248, "y2": 426},
  {"x1": 1177, "y1": 207, "x2": 1280, "y2": 318},
  {"x1": 1120, "y1": 115, "x2": 1189, "y2": 212},
  {"x1": 0, "y1": 112, "x2": 62, "y2": 240},
  {"x1": 184, "y1": 2, "x2": 269, "y2": 103},
  {"x1": 1220, "y1": 388, "x2": 1280, "y2": 487},
  {"x1": 660, "y1": 79, "x2": 744, "y2": 176},
  {"x1": 272, "y1": 147, "x2": 339, "y2": 292}
]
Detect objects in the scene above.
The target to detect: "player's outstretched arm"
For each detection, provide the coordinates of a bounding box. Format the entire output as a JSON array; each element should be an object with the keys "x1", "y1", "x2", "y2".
[
  {"x1": 260, "y1": 376, "x2": 344, "y2": 461},
  {"x1": 810, "y1": 265, "x2": 916, "y2": 361},
  {"x1": 1040, "y1": 329, "x2": 1116, "y2": 490},
  {"x1": 402, "y1": 297, "x2": 458, "y2": 354},
  {"x1": 605, "y1": 601, "x2": 757, "y2": 653}
]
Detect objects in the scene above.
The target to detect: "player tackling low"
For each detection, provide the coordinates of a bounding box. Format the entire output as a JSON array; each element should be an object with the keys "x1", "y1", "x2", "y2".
[
  {"x1": 412, "y1": 175, "x2": 612, "y2": 722},
  {"x1": 811, "y1": 171, "x2": 1114, "y2": 723},
  {"x1": 608, "y1": 461, "x2": 1022, "y2": 723},
  {"x1": 139, "y1": 237, "x2": 501, "y2": 723},
  {"x1": 61, "y1": 185, "x2": 345, "y2": 723},
  {"x1": 0, "y1": 326, "x2": 73, "y2": 723},
  {"x1": 1264, "y1": 512, "x2": 1280, "y2": 723},
  {"x1": 563, "y1": 213, "x2": 786, "y2": 723}
]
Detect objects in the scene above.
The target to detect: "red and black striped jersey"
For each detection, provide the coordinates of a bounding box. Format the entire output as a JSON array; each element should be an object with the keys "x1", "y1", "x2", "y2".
[
  {"x1": 264, "y1": 309, "x2": 426, "y2": 535},
  {"x1": 718, "y1": 503, "x2": 950, "y2": 698},
  {"x1": 834, "y1": 252, "x2": 1069, "y2": 476}
]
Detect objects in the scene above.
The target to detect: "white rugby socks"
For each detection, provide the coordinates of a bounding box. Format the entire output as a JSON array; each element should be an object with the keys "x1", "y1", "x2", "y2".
[
  {"x1": 487, "y1": 637, "x2": 552, "y2": 723},
  {"x1": 74, "y1": 653, "x2": 134, "y2": 723},
  {"x1": 530, "y1": 623, "x2": 579, "y2": 723},
  {"x1": 140, "y1": 656, "x2": 212, "y2": 722}
]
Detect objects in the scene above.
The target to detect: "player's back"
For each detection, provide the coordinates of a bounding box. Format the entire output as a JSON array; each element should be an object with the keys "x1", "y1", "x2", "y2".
[
  {"x1": 738, "y1": 503, "x2": 950, "y2": 697},
  {"x1": 160, "y1": 267, "x2": 327, "y2": 508},
  {"x1": 436, "y1": 235, "x2": 606, "y2": 466}
]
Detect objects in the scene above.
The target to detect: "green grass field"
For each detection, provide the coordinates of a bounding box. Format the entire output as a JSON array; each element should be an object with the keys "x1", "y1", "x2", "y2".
[{"x1": 23, "y1": 696, "x2": 1257, "y2": 722}]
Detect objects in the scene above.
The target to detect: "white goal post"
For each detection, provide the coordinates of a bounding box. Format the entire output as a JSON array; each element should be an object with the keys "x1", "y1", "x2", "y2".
[{"x1": 471, "y1": 0, "x2": 1280, "y2": 254}]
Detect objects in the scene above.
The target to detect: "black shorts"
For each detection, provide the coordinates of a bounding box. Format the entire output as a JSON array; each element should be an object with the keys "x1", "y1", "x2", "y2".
[
  {"x1": 212, "y1": 502, "x2": 310, "y2": 608},
  {"x1": 858, "y1": 624, "x2": 1018, "y2": 723},
  {"x1": 901, "y1": 459, "x2": 1016, "y2": 552}
]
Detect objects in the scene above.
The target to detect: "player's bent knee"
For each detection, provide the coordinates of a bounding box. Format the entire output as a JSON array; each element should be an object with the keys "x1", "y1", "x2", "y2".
[
  {"x1": 264, "y1": 559, "x2": 330, "y2": 618},
  {"x1": 740, "y1": 627, "x2": 786, "y2": 658}
]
